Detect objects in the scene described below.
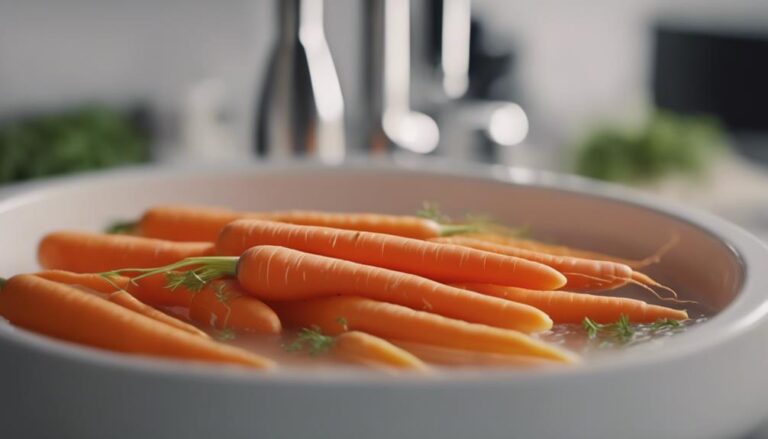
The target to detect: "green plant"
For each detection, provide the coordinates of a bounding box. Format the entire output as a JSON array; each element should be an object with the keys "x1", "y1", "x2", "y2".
[
  {"x1": 574, "y1": 110, "x2": 725, "y2": 182},
  {"x1": 0, "y1": 105, "x2": 150, "y2": 183}
]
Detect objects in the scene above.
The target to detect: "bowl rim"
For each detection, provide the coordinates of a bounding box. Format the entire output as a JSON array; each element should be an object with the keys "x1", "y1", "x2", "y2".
[{"x1": 1, "y1": 158, "x2": 767, "y2": 387}]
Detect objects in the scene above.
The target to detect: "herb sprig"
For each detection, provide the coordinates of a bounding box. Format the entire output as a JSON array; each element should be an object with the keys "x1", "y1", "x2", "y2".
[
  {"x1": 582, "y1": 315, "x2": 685, "y2": 345},
  {"x1": 583, "y1": 314, "x2": 635, "y2": 343},
  {"x1": 284, "y1": 326, "x2": 336, "y2": 355}
]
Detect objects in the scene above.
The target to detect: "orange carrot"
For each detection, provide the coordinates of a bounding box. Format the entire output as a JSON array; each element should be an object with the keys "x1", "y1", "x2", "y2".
[
  {"x1": 271, "y1": 296, "x2": 575, "y2": 362},
  {"x1": 36, "y1": 270, "x2": 131, "y2": 294},
  {"x1": 185, "y1": 279, "x2": 281, "y2": 335},
  {"x1": 38, "y1": 231, "x2": 214, "y2": 273},
  {"x1": 433, "y1": 236, "x2": 653, "y2": 292},
  {"x1": 0, "y1": 275, "x2": 273, "y2": 369},
  {"x1": 463, "y1": 233, "x2": 678, "y2": 269},
  {"x1": 34, "y1": 270, "x2": 206, "y2": 336},
  {"x1": 106, "y1": 290, "x2": 209, "y2": 337},
  {"x1": 124, "y1": 247, "x2": 554, "y2": 332},
  {"x1": 455, "y1": 283, "x2": 688, "y2": 323},
  {"x1": 137, "y1": 205, "x2": 470, "y2": 242},
  {"x1": 216, "y1": 219, "x2": 566, "y2": 290},
  {"x1": 36, "y1": 270, "x2": 280, "y2": 335},
  {"x1": 333, "y1": 331, "x2": 428, "y2": 371},
  {"x1": 390, "y1": 340, "x2": 561, "y2": 368}
]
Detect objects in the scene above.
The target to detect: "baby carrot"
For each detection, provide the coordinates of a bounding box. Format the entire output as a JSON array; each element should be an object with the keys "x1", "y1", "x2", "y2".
[
  {"x1": 106, "y1": 290, "x2": 209, "y2": 337},
  {"x1": 433, "y1": 236, "x2": 659, "y2": 293},
  {"x1": 285, "y1": 326, "x2": 428, "y2": 371},
  {"x1": 36, "y1": 270, "x2": 131, "y2": 294},
  {"x1": 137, "y1": 205, "x2": 471, "y2": 242},
  {"x1": 390, "y1": 340, "x2": 562, "y2": 368},
  {"x1": 38, "y1": 231, "x2": 214, "y2": 273},
  {"x1": 216, "y1": 219, "x2": 566, "y2": 290},
  {"x1": 36, "y1": 270, "x2": 280, "y2": 335},
  {"x1": 271, "y1": 296, "x2": 576, "y2": 362},
  {"x1": 34, "y1": 270, "x2": 206, "y2": 337},
  {"x1": 122, "y1": 246, "x2": 554, "y2": 332},
  {"x1": 454, "y1": 283, "x2": 689, "y2": 324},
  {"x1": 462, "y1": 233, "x2": 678, "y2": 269},
  {"x1": 334, "y1": 331, "x2": 428, "y2": 371},
  {"x1": 0, "y1": 275, "x2": 273, "y2": 369}
]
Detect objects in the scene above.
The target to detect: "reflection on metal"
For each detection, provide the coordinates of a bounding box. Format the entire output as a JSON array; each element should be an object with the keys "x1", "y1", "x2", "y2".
[
  {"x1": 257, "y1": 0, "x2": 345, "y2": 163},
  {"x1": 440, "y1": 0, "x2": 471, "y2": 99},
  {"x1": 383, "y1": 110, "x2": 440, "y2": 154},
  {"x1": 487, "y1": 103, "x2": 528, "y2": 146},
  {"x1": 364, "y1": 0, "x2": 439, "y2": 155}
]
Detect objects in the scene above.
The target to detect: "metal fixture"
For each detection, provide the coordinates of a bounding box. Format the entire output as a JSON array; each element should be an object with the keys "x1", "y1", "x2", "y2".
[
  {"x1": 364, "y1": 0, "x2": 440, "y2": 155},
  {"x1": 256, "y1": 0, "x2": 345, "y2": 163}
]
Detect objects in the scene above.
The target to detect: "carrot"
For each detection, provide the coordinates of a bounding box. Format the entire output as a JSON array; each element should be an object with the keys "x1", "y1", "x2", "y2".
[
  {"x1": 185, "y1": 279, "x2": 281, "y2": 335},
  {"x1": 454, "y1": 283, "x2": 688, "y2": 324},
  {"x1": 106, "y1": 290, "x2": 209, "y2": 337},
  {"x1": 123, "y1": 247, "x2": 554, "y2": 332},
  {"x1": 36, "y1": 270, "x2": 280, "y2": 335},
  {"x1": 287, "y1": 326, "x2": 428, "y2": 371},
  {"x1": 38, "y1": 231, "x2": 214, "y2": 273},
  {"x1": 216, "y1": 219, "x2": 566, "y2": 290},
  {"x1": 390, "y1": 340, "x2": 562, "y2": 368},
  {"x1": 137, "y1": 205, "x2": 472, "y2": 242},
  {"x1": 432, "y1": 236, "x2": 669, "y2": 294},
  {"x1": 36, "y1": 270, "x2": 131, "y2": 294},
  {"x1": 0, "y1": 275, "x2": 273, "y2": 369},
  {"x1": 462, "y1": 233, "x2": 678, "y2": 269},
  {"x1": 34, "y1": 270, "x2": 206, "y2": 336},
  {"x1": 334, "y1": 331, "x2": 428, "y2": 371},
  {"x1": 270, "y1": 296, "x2": 575, "y2": 362}
]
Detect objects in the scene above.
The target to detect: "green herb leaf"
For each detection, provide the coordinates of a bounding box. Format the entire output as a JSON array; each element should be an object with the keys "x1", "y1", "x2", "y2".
[
  {"x1": 582, "y1": 317, "x2": 601, "y2": 339},
  {"x1": 105, "y1": 220, "x2": 137, "y2": 235},
  {"x1": 283, "y1": 326, "x2": 335, "y2": 355},
  {"x1": 213, "y1": 329, "x2": 236, "y2": 341},
  {"x1": 164, "y1": 268, "x2": 227, "y2": 293},
  {"x1": 649, "y1": 318, "x2": 683, "y2": 331},
  {"x1": 610, "y1": 314, "x2": 635, "y2": 343},
  {"x1": 416, "y1": 202, "x2": 451, "y2": 223},
  {"x1": 582, "y1": 314, "x2": 635, "y2": 344}
]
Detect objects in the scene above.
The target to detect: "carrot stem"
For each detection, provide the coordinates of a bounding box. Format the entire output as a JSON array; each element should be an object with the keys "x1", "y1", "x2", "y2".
[
  {"x1": 438, "y1": 224, "x2": 480, "y2": 236},
  {"x1": 105, "y1": 220, "x2": 139, "y2": 235},
  {"x1": 108, "y1": 256, "x2": 238, "y2": 286},
  {"x1": 0, "y1": 277, "x2": 6, "y2": 289}
]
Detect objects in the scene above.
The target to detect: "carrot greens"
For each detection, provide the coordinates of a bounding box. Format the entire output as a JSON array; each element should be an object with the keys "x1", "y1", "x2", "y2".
[
  {"x1": 583, "y1": 315, "x2": 686, "y2": 345},
  {"x1": 583, "y1": 315, "x2": 635, "y2": 343},
  {"x1": 284, "y1": 326, "x2": 335, "y2": 355},
  {"x1": 649, "y1": 318, "x2": 682, "y2": 331}
]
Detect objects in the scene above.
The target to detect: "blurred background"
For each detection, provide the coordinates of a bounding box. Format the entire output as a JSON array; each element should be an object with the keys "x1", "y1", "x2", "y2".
[{"x1": 0, "y1": 0, "x2": 767, "y2": 242}]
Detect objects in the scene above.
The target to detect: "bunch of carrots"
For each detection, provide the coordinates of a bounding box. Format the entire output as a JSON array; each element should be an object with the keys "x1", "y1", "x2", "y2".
[{"x1": 0, "y1": 204, "x2": 690, "y2": 373}]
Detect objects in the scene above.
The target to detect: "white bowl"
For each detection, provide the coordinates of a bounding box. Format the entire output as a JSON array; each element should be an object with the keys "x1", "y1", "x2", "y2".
[{"x1": 1, "y1": 161, "x2": 767, "y2": 439}]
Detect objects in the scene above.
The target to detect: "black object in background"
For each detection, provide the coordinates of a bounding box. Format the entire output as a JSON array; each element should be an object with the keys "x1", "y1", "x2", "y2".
[
  {"x1": 653, "y1": 26, "x2": 768, "y2": 132},
  {"x1": 653, "y1": 25, "x2": 768, "y2": 164},
  {"x1": 426, "y1": 0, "x2": 516, "y2": 101}
]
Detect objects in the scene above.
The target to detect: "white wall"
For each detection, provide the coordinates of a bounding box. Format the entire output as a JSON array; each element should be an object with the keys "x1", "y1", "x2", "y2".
[{"x1": 0, "y1": 0, "x2": 766, "y2": 156}]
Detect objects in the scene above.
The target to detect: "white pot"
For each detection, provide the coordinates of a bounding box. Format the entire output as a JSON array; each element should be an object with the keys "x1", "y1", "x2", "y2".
[{"x1": 1, "y1": 160, "x2": 766, "y2": 439}]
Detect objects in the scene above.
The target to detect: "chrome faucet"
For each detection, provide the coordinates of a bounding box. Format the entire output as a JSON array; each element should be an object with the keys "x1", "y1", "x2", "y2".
[
  {"x1": 255, "y1": 0, "x2": 527, "y2": 164},
  {"x1": 364, "y1": 0, "x2": 440, "y2": 155},
  {"x1": 256, "y1": 0, "x2": 346, "y2": 163}
]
